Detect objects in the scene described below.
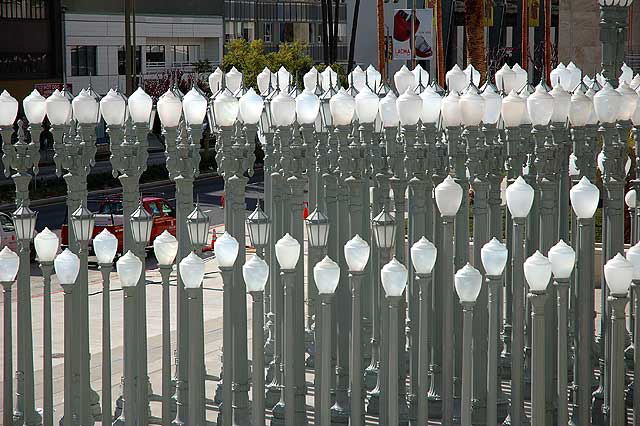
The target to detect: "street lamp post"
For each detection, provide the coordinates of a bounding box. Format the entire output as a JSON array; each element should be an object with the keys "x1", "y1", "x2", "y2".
[
  {"x1": 598, "y1": 0, "x2": 634, "y2": 81},
  {"x1": 0, "y1": 247, "x2": 20, "y2": 426}
]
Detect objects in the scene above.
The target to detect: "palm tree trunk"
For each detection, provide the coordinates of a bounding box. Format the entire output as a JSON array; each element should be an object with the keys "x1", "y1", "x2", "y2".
[
  {"x1": 377, "y1": 0, "x2": 385, "y2": 79},
  {"x1": 321, "y1": 0, "x2": 330, "y2": 64},
  {"x1": 347, "y1": 0, "x2": 361, "y2": 73},
  {"x1": 464, "y1": 0, "x2": 487, "y2": 82}
]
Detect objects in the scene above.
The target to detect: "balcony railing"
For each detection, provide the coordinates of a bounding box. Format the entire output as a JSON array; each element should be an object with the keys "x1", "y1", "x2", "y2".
[{"x1": 146, "y1": 61, "x2": 195, "y2": 73}]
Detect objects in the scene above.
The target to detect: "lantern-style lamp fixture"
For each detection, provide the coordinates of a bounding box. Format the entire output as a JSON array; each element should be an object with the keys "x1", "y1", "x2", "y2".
[
  {"x1": 524, "y1": 251, "x2": 553, "y2": 293},
  {"x1": 548, "y1": 240, "x2": 576, "y2": 279},
  {"x1": 129, "y1": 87, "x2": 153, "y2": 124},
  {"x1": 396, "y1": 87, "x2": 422, "y2": 126},
  {"x1": 23, "y1": 89, "x2": 46, "y2": 125},
  {"x1": 305, "y1": 209, "x2": 330, "y2": 249},
  {"x1": 372, "y1": 208, "x2": 396, "y2": 249},
  {"x1": 100, "y1": 89, "x2": 127, "y2": 126},
  {"x1": 501, "y1": 90, "x2": 526, "y2": 127},
  {"x1": 410, "y1": 237, "x2": 437, "y2": 275},
  {"x1": 153, "y1": 230, "x2": 179, "y2": 266},
  {"x1": 313, "y1": 256, "x2": 341, "y2": 294},
  {"x1": 71, "y1": 201, "x2": 95, "y2": 243},
  {"x1": 130, "y1": 201, "x2": 153, "y2": 246},
  {"x1": 626, "y1": 241, "x2": 640, "y2": 281},
  {"x1": 179, "y1": 252, "x2": 206, "y2": 289},
  {"x1": 93, "y1": 229, "x2": 118, "y2": 265},
  {"x1": 570, "y1": 176, "x2": 600, "y2": 219},
  {"x1": 187, "y1": 203, "x2": 210, "y2": 247},
  {"x1": 34, "y1": 227, "x2": 59, "y2": 263},
  {"x1": 381, "y1": 257, "x2": 408, "y2": 297},
  {"x1": 455, "y1": 263, "x2": 483, "y2": 303},
  {"x1": 243, "y1": 254, "x2": 270, "y2": 292},
  {"x1": 604, "y1": 253, "x2": 633, "y2": 296},
  {"x1": 0, "y1": 247, "x2": 19, "y2": 282},
  {"x1": 435, "y1": 175, "x2": 463, "y2": 217},
  {"x1": 183, "y1": 87, "x2": 208, "y2": 126},
  {"x1": 344, "y1": 235, "x2": 370, "y2": 272},
  {"x1": 215, "y1": 232, "x2": 239, "y2": 268},
  {"x1": 481, "y1": 238, "x2": 508, "y2": 276},
  {"x1": 246, "y1": 204, "x2": 271, "y2": 248},
  {"x1": 506, "y1": 176, "x2": 535, "y2": 219},
  {"x1": 275, "y1": 233, "x2": 301, "y2": 270},
  {"x1": 54, "y1": 249, "x2": 80, "y2": 285},
  {"x1": 12, "y1": 203, "x2": 37, "y2": 241},
  {"x1": 72, "y1": 89, "x2": 100, "y2": 124},
  {"x1": 0, "y1": 90, "x2": 18, "y2": 127},
  {"x1": 157, "y1": 89, "x2": 183, "y2": 128}
]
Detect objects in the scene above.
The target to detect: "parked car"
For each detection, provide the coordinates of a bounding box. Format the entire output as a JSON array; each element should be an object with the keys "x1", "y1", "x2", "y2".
[{"x1": 61, "y1": 196, "x2": 215, "y2": 254}]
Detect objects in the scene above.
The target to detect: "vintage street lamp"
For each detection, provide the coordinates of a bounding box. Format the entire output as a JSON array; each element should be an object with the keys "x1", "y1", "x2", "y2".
[
  {"x1": 626, "y1": 241, "x2": 640, "y2": 424},
  {"x1": 100, "y1": 89, "x2": 127, "y2": 127},
  {"x1": 496, "y1": 63, "x2": 517, "y2": 94},
  {"x1": 395, "y1": 65, "x2": 417, "y2": 94},
  {"x1": 313, "y1": 256, "x2": 340, "y2": 426},
  {"x1": 599, "y1": 0, "x2": 635, "y2": 80},
  {"x1": 186, "y1": 203, "x2": 210, "y2": 249},
  {"x1": 247, "y1": 203, "x2": 271, "y2": 255},
  {"x1": 72, "y1": 88, "x2": 100, "y2": 125},
  {"x1": 22, "y1": 89, "x2": 46, "y2": 127},
  {"x1": 0, "y1": 246, "x2": 19, "y2": 426},
  {"x1": 0, "y1": 90, "x2": 18, "y2": 128},
  {"x1": 130, "y1": 201, "x2": 153, "y2": 248}
]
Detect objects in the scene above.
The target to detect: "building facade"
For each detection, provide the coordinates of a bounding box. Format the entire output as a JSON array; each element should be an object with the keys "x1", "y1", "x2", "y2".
[{"x1": 63, "y1": 0, "x2": 224, "y2": 95}]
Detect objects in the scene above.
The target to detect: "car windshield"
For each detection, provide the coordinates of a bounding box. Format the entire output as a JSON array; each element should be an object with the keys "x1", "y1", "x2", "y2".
[{"x1": 98, "y1": 201, "x2": 124, "y2": 215}]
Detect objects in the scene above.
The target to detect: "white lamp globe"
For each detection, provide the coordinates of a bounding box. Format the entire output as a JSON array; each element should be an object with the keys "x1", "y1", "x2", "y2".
[
  {"x1": 512, "y1": 63, "x2": 529, "y2": 92},
  {"x1": 524, "y1": 251, "x2": 552, "y2": 292},
  {"x1": 593, "y1": 82, "x2": 622, "y2": 123},
  {"x1": 626, "y1": 190, "x2": 637, "y2": 209},
  {"x1": 501, "y1": 90, "x2": 526, "y2": 127},
  {"x1": 240, "y1": 88, "x2": 265, "y2": 125},
  {"x1": 549, "y1": 85, "x2": 571, "y2": 123},
  {"x1": 410, "y1": 237, "x2": 437, "y2": 274},
  {"x1": 464, "y1": 64, "x2": 480, "y2": 87},
  {"x1": 226, "y1": 67, "x2": 243, "y2": 94},
  {"x1": 460, "y1": 86, "x2": 486, "y2": 126},
  {"x1": 435, "y1": 175, "x2": 463, "y2": 217},
  {"x1": 100, "y1": 89, "x2": 127, "y2": 126},
  {"x1": 566, "y1": 62, "x2": 582, "y2": 91},
  {"x1": 313, "y1": 256, "x2": 341, "y2": 294},
  {"x1": 495, "y1": 64, "x2": 516, "y2": 93},
  {"x1": 257, "y1": 67, "x2": 273, "y2": 96},
  {"x1": 182, "y1": 87, "x2": 208, "y2": 126},
  {"x1": 355, "y1": 86, "x2": 380, "y2": 124},
  {"x1": 548, "y1": 240, "x2": 575, "y2": 279},
  {"x1": 413, "y1": 64, "x2": 430, "y2": 87},
  {"x1": 23, "y1": 89, "x2": 46, "y2": 125},
  {"x1": 45, "y1": 90, "x2": 72, "y2": 126},
  {"x1": 616, "y1": 82, "x2": 639, "y2": 121},
  {"x1": 420, "y1": 85, "x2": 442, "y2": 124},
  {"x1": 366, "y1": 65, "x2": 382, "y2": 91},
  {"x1": 214, "y1": 232, "x2": 239, "y2": 268},
  {"x1": 128, "y1": 87, "x2": 153, "y2": 124},
  {"x1": 396, "y1": 87, "x2": 422, "y2": 125},
  {"x1": 295, "y1": 90, "x2": 320, "y2": 125},
  {"x1": 277, "y1": 66, "x2": 292, "y2": 93},
  {"x1": 321, "y1": 66, "x2": 338, "y2": 91},
  {"x1": 34, "y1": 227, "x2": 59, "y2": 262},
  {"x1": 303, "y1": 67, "x2": 322, "y2": 92},
  {"x1": 275, "y1": 233, "x2": 301, "y2": 270},
  {"x1": 620, "y1": 63, "x2": 634, "y2": 85},
  {"x1": 569, "y1": 88, "x2": 593, "y2": 127},
  {"x1": 214, "y1": 89, "x2": 240, "y2": 127},
  {"x1": 506, "y1": 176, "x2": 535, "y2": 218},
  {"x1": 157, "y1": 90, "x2": 183, "y2": 128},
  {"x1": 394, "y1": 65, "x2": 417, "y2": 95},
  {"x1": 446, "y1": 64, "x2": 468, "y2": 94},
  {"x1": 570, "y1": 176, "x2": 600, "y2": 219},
  {"x1": 550, "y1": 63, "x2": 565, "y2": 88},
  {"x1": 0, "y1": 247, "x2": 19, "y2": 282},
  {"x1": 596, "y1": 151, "x2": 632, "y2": 176},
  {"x1": 381, "y1": 257, "x2": 408, "y2": 297},
  {"x1": 519, "y1": 83, "x2": 535, "y2": 124},
  {"x1": 455, "y1": 263, "x2": 483, "y2": 303},
  {"x1": 0, "y1": 90, "x2": 18, "y2": 126},
  {"x1": 93, "y1": 229, "x2": 118, "y2": 265},
  {"x1": 208, "y1": 67, "x2": 224, "y2": 93},
  {"x1": 441, "y1": 91, "x2": 463, "y2": 127},
  {"x1": 54, "y1": 248, "x2": 80, "y2": 285},
  {"x1": 344, "y1": 234, "x2": 370, "y2": 272},
  {"x1": 350, "y1": 65, "x2": 366, "y2": 92},
  {"x1": 604, "y1": 253, "x2": 633, "y2": 296},
  {"x1": 179, "y1": 252, "x2": 205, "y2": 289},
  {"x1": 626, "y1": 241, "x2": 640, "y2": 281},
  {"x1": 72, "y1": 89, "x2": 99, "y2": 124},
  {"x1": 379, "y1": 92, "x2": 399, "y2": 128},
  {"x1": 270, "y1": 91, "x2": 296, "y2": 127},
  {"x1": 481, "y1": 83, "x2": 502, "y2": 125},
  {"x1": 116, "y1": 251, "x2": 142, "y2": 287},
  {"x1": 243, "y1": 254, "x2": 269, "y2": 292},
  {"x1": 330, "y1": 88, "x2": 356, "y2": 126},
  {"x1": 153, "y1": 230, "x2": 179, "y2": 266},
  {"x1": 527, "y1": 83, "x2": 555, "y2": 126},
  {"x1": 481, "y1": 237, "x2": 508, "y2": 276}
]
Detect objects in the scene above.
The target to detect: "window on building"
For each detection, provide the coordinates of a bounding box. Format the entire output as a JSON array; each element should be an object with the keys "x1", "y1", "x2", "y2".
[
  {"x1": 0, "y1": 0, "x2": 47, "y2": 19},
  {"x1": 173, "y1": 46, "x2": 199, "y2": 64},
  {"x1": 264, "y1": 22, "x2": 272, "y2": 43},
  {"x1": 146, "y1": 45, "x2": 165, "y2": 64},
  {"x1": 0, "y1": 52, "x2": 48, "y2": 77},
  {"x1": 118, "y1": 46, "x2": 141, "y2": 75},
  {"x1": 71, "y1": 46, "x2": 97, "y2": 77},
  {"x1": 281, "y1": 22, "x2": 294, "y2": 43}
]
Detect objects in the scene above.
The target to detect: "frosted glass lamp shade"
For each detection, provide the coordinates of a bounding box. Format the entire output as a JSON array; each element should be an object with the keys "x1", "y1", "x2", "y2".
[
  {"x1": 295, "y1": 90, "x2": 320, "y2": 125},
  {"x1": 372, "y1": 208, "x2": 396, "y2": 249},
  {"x1": 179, "y1": 252, "x2": 205, "y2": 289},
  {"x1": 183, "y1": 88, "x2": 208, "y2": 126},
  {"x1": 153, "y1": 230, "x2": 179, "y2": 266},
  {"x1": 481, "y1": 238, "x2": 508, "y2": 276},
  {"x1": 396, "y1": 88, "x2": 422, "y2": 125},
  {"x1": 420, "y1": 85, "x2": 442, "y2": 124},
  {"x1": 626, "y1": 190, "x2": 637, "y2": 209},
  {"x1": 157, "y1": 90, "x2": 183, "y2": 127},
  {"x1": 214, "y1": 90, "x2": 240, "y2": 127},
  {"x1": 355, "y1": 87, "x2": 380, "y2": 124},
  {"x1": 495, "y1": 64, "x2": 516, "y2": 93},
  {"x1": 435, "y1": 176, "x2": 463, "y2": 217},
  {"x1": 72, "y1": 90, "x2": 99, "y2": 124},
  {"x1": 313, "y1": 256, "x2": 341, "y2": 294},
  {"x1": 527, "y1": 84, "x2": 554, "y2": 126},
  {"x1": 549, "y1": 86, "x2": 571, "y2": 123},
  {"x1": 303, "y1": 67, "x2": 321, "y2": 92},
  {"x1": 100, "y1": 89, "x2": 127, "y2": 126},
  {"x1": 94, "y1": 229, "x2": 118, "y2": 264},
  {"x1": 246, "y1": 205, "x2": 270, "y2": 247},
  {"x1": 34, "y1": 227, "x2": 59, "y2": 263},
  {"x1": 12, "y1": 204, "x2": 37, "y2": 241},
  {"x1": 0, "y1": 247, "x2": 19, "y2": 282},
  {"x1": 626, "y1": 241, "x2": 640, "y2": 280},
  {"x1": 186, "y1": 204, "x2": 210, "y2": 247},
  {"x1": 23, "y1": 89, "x2": 46, "y2": 125},
  {"x1": 410, "y1": 237, "x2": 437, "y2": 274},
  {"x1": 70, "y1": 202, "x2": 95, "y2": 243},
  {"x1": 445, "y1": 64, "x2": 468, "y2": 93},
  {"x1": 275, "y1": 233, "x2": 301, "y2": 270},
  {"x1": 394, "y1": 65, "x2": 417, "y2": 95},
  {"x1": 344, "y1": 235, "x2": 370, "y2": 272},
  {"x1": 305, "y1": 209, "x2": 330, "y2": 248},
  {"x1": 128, "y1": 87, "x2": 153, "y2": 124},
  {"x1": 455, "y1": 263, "x2": 483, "y2": 302},
  {"x1": 45, "y1": 90, "x2": 72, "y2": 126},
  {"x1": 548, "y1": 240, "x2": 576, "y2": 279},
  {"x1": 209, "y1": 68, "x2": 224, "y2": 93},
  {"x1": 506, "y1": 176, "x2": 535, "y2": 218},
  {"x1": 441, "y1": 91, "x2": 463, "y2": 127},
  {"x1": 381, "y1": 258, "x2": 408, "y2": 297},
  {"x1": 524, "y1": 251, "x2": 552, "y2": 292},
  {"x1": 329, "y1": 88, "x2": 356, "y2": 126},
  {"x1": 616, "y1": 82, "x2": 639, "y2": 121},
  {"x1": 0, "y1": 90, "x2": 18, "y2": 126},
  {"x1": 501, "y1": 90, "x2": 526, "y2": 127},
  {"x1": 379, "y1": 92, "x2": 399, "y2": 127},
  {"x1": 226, "y1": 67, "x2": 243, "y2": 94},
  {"x1": 270, "y1": 91, "x2": 296, "y2": 126},
  {"x1": 481, "y1": 84, "x2": 502, "y2": 125},
  {"x1": 130, "y1": 202, "x2": 153, "y2": 245},
  {"x1": 570, "y1": 177, "x2": 600, "y2": 219},
  {"x1": 116, "y1": 251, "x2": 142, "y2": 287},
  {"x1": 460, "y1": 86, "x2": 486, "y2": 126},
  {"x1": 604, "y1": 253, "x2": 633, "y2": 296},
  {"x1": 593, "y1": 82, "x2": 621, "y2": 123},
  {"x1": 243, "y1": 254, "x2": 269, "y2": 292},
  {"x1": 569, "y1": 89, "x2": 593, "y2": 127},
  {"x1": 54, "y1": 249, "x2": 80, "y2": 285},
  {"x1": 214, "y1": 232, "x2": 239, "y2": 268}
]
